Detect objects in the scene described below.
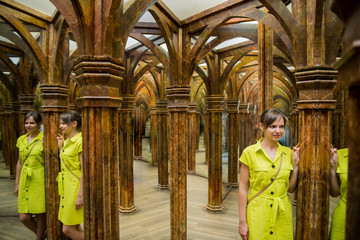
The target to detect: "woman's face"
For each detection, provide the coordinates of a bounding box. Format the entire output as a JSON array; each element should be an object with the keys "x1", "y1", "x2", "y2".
[
  {"x1": 59, "y1": 119, "x2": 76, "y2": 135},
  {"x1": 261, "y1": 116, "x2": 285, "y2": 142},
  {"x1": 25, "y1": 116, "x2": 41, "y2": 134}
]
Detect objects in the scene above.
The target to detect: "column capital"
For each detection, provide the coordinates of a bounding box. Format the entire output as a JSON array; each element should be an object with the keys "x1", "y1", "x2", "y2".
[
  {"x1": 155, "y1": 100, "x2": 168, "y2": 114},
  {"x1": 40, "y1": 84, "x2": 69, "y2": 112},
  {"x1": 205, "y1": 95, "x2": 224, "y2": 113},
  {"x1": 188, "y1": 103, "x2": 197, "y2": 113},
  {"x1": 295, "y1": 66, "x2": 337, "y2": 109},
  {"x1": 73, "y1": 55, "x2": 124, "y2": 107},
  {"x1": 226, "y1": 99, "x2": 239, "y2": 113},
  {"x1": 18, "y1": 94, "x2": 35, "y2": 113},
  {"x1": 166, "y1": 86, "x2": 190, "y2": 112}
]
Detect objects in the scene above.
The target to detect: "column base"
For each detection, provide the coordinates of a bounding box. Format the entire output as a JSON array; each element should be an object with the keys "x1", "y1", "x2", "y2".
[
  {"x1": 187, "y1": 170, "x2": 196, "y2": 175},
  {"x1": 205, "y1": 204, "x2": 224, "y2": 213},
  {"x1": 134, "y1": 156, "x2": 142, "y2": 161},
  {"x1": 9, "y1": 175, "x2": 15, "y2": 179},
  {"x1": 226, "y1": 182, "x2": 239, "y2": 187},
  {"x1": 119, "y1": 205, "x2": 136, "y2": 214},
  {"x1": 156, "y1": 184, "x2": 169, "y2": 190}
]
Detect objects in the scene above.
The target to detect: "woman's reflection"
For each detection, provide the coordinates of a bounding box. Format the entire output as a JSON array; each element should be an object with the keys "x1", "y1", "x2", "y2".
[{"x1": 329, "y1": 146, "x2": 348, "y2": 240}]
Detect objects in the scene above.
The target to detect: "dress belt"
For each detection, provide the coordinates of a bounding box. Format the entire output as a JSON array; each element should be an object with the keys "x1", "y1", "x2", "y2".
[{"x1": 262, "y1": 192, "x2": 287, "y2": 230}]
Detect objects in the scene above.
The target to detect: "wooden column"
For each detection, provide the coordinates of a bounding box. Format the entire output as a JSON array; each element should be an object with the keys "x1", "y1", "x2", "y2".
[
  {"x1": 205, "y1": 95, "x2": 224, "y2": 212},
  {"x1": 74, "y1": 56, "x2": 121, "y2": 240},
  {"x1": 166, "y1": 86, "x2": 189, "y2": 239},
  {"x1": 156, "y1": 100, "x2": 169, "y2": 190},
  {"x1": 332, "y1": 102, "x2": 342, "y2": 148},
  {"x1": 290, "y1": 101, "x2": 299, "y2": 147},
  {"x1": 332, "y1": 1, "x2": 360, "y2": 236},
  {"x1": 187, "y1": 103, "x2": 197, "y2": 174},
  {"x1": 195, "y1": 112, "x2": 200, "y2": 150},
  {"x1": 226, "y1": 99, "x2": 239, "y2": 187},
  {"x1": 18, "y1": 94, "x2": 35, "y2": 135},
  {"x1": 150, "y1": 105, "x2": 158, "y2": 166},
  {"x1": 134, "y1": 107, "x2": 143, "y2": 161},
  {"x1": 3, "y1": 103, "x2": 17, "y2": 177},
  {"x1": 119, "y1": 95, "x2": 136, "y2": 214},
  {"x1": 238, "y1": 103, "x2": 248, "y2": 156},
  {"x1": 41, "y1": 84, "x2": 69, "y2": 240},
  {"x1": 257, "y1": 22, "x2": 273, "y2": 119},
  {"x1": 295, "y1": 66, "x2": 337, "y2": 239}
]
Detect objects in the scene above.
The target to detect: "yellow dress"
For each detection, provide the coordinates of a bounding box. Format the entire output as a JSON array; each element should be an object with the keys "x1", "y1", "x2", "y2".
[
  {"x1": 57, "y1": 132, "x2": 83, "y2": 225},
  {"x1": 16, "y1": 132, "x2": 45, "y2": 214},
  {"x1": 239, "y1": 139, "x2": 294, "y2": 240},
  {"x1": 330, "y1": 148, "x2": 348, "y2": 240}
]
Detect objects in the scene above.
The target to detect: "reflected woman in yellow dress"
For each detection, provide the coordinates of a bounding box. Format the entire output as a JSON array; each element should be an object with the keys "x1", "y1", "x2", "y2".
[
  {"x1": 15, "y1": 111, "x2": 46, "y2": 240},
  {"x1": 57, "y1": 111, "x2": 84, "y2": 240},
  {"x1": 329, "y1": 146, "x2": 348, "y2": 240},
  {"x1": 238, "y1": 108, "x2": 300, "y2": 240}
]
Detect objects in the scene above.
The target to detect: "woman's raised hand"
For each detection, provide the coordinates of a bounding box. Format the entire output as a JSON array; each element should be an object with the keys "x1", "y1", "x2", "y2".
[
  {"x1": 330, "y1": 144, "x2": 338, "y2": 170},
  {"x1": 292, "y1": 143, "x2": 300, "y2": 167},
  {"x1": 57, "y1": 134, "x2": 64, "y2": 150}
]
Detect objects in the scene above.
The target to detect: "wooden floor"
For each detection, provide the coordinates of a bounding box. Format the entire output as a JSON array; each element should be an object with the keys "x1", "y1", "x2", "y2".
[{"x1": 0, "y1": 148, "x2": 339, "y2": 240}]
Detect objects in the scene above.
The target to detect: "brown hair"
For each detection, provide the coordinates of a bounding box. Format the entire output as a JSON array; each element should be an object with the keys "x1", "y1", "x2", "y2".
[
  {"x1": 260, "y1": 108, "x2": 287, "y2": 129},
  {"x1": 60, "y1": 111, "x2": 82, "y2": 131}
]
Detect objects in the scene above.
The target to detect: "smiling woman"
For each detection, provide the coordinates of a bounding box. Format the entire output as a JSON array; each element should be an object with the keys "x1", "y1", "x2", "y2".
[
  {"x1": 15, "y1": 111, "x2": 46, "y2": 240},
  {"x1": 238, "y1": 108, "x2": 299, "y2": 240}
]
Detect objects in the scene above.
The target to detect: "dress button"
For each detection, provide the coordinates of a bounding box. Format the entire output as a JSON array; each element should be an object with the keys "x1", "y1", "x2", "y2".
[
  {"x1": 25, "y1": 164, "x2": 28, "y2": 166},
  {"x1": 62, "y1": 205, "x2": 64, "y2": 208},
  {"x1": 270, "y1": 231, "x2": 273, "y2": 235},
  {"x1": 271, "y1": 191, "x2": 274, "y2": 195},
  {"x1": 62, "y1": 150, "x2": 64, "y2": 152},
  {"x1": 271, "y1": 178, "x2": 274, "y2": 181},
  {"x1": 26, "y1": 189, "x2": 28, "y2": 192},
  {"x1": 272, "y1": 165, "x2": 275, "y2": 168},
  {"x1": 270, "y1": 204, "x2": 273, "y2": 207}
]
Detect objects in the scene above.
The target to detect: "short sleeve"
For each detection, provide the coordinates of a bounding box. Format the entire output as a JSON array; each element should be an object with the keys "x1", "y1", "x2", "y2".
[
  {"x1": 75, "y1": 136, "x2": 83, "y2": 155},
  {"x1": 239, "y1": 147, "x2": 250, "y2": 167}
]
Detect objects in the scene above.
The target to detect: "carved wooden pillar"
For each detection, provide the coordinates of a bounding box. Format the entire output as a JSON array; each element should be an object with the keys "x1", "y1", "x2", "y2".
[
  {"x1": 204, "y1": 111, "x2": 209, "y2": 164},
  {"x1": 332, "y1": 1, "x2": 360, "y2": 236},
  {"x1": 238, "y1": 103, "x2": 248, "y2": 156},
  {"x1": 187, "y1": 103, "x2": 197, "y2": 174},
  {"x1": 166, "y1": 86, "x2": 190, "y2": 239},
  {"x1": 2, "y1": 104, "x2": 12, "y2": 169},
  {"x1": 156, "y1": 100, "x2": 169, "y2": 190},
  {"x1": 226, "y1": 99, "x2": 239, "y2": 187},
  {"x1": 295, "y1": 66, "x2": 337, "y2": 239},
  {"x1": 18, "y1": 94, "x2": 35, "y2": 135},
  {"x1": 257, "y1": 22, "x2": 273, "y2": 119},
  {"x1": 248, "y1": 105, "x2": 256, "y2": 145},
  {"x1": 41, "y1": 84, "x2": 69, "y2": 240},
  {"x1": 290, "y1": 101, "x2": 299, "y2": 147},
  {"x1": 205, "y1": 95, "x2": 224, "y2": 212},
  {"x1": 150, "y1": 105, "x2": 158, "y2": 166},
  {"x1": 3, "y1": 103, "x2": 17, "y2": 177},
  {"x1": 74, "y1": 56, "x2": 121, "y2": 240},
  {"x1": 195, "y1": 112, "x2": 200, "y2": 150},
  {"x1": 119, "y1": 95, "x2": 136, "y2": 214},
  {"x1": 134, "y1": 106, "x2": 143, "y2": 161},
  {"x1": 332, "y1": 102, "x2": 342, "y2": 148}
]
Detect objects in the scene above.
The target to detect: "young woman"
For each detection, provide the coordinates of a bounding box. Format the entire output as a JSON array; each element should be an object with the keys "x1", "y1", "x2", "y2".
[
  {"x1": 329, "y1": 146, "x2": 348, "y2": 240},
  {"x1": 238, "y1": 108, "x2": 300, "y2": 240},
  {"x1": 15, "y1": 111, "x2": 46, "y2": 240},
  {"x1": 56, "y1": 111, "x2": 84, "y2": 240}
]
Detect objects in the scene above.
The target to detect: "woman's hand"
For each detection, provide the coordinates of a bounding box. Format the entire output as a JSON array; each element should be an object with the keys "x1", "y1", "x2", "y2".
[
  {"x1": 57, "y1": 134, "x2": 64, "y2": 150},
  {"x1": 239, "y1": 221, "x2": 249, "y2": 240},
  {"x1": 330, "y1": 144, "x2": 338, "y2": 170},
  {"x1": 14, "y1": 184, "x2": 19, "y2": 197},
  {"x1": 75, "y1": 194, "x2": 83, "y2": 210},
  {"x1": 292, "y1": 143, "x2": 300, "y2": 168}
]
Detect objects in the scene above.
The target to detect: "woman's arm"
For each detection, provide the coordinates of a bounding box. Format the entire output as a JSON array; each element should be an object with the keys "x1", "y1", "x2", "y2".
[
  {"x1": 289, "y1": 144, "x2": 300, "y2": 193},
  {"x1": 14, "y1": 156, "x2": 22, "y2": 196},
  {"x1": 329, "y1": 146, "x2": 340, "y2": 197},
  {"x1": 75, "y1": 152, "x2": 84, "y2": 210},
  {"x1": 238, "y1": 164, "x2": 250, "y2": 240}
]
